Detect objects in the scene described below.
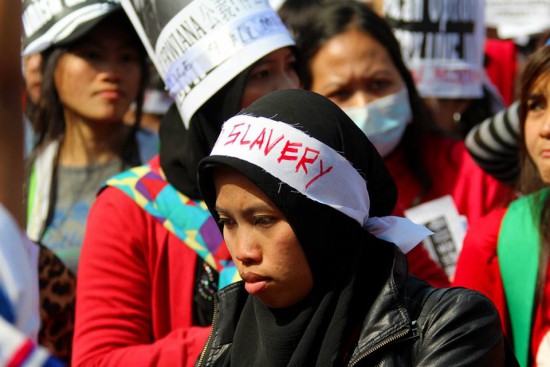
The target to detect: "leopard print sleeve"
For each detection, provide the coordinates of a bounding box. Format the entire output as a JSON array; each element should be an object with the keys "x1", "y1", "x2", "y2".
[{"x1": 37, "y1": 243, "x2": 76, "y2": 365}]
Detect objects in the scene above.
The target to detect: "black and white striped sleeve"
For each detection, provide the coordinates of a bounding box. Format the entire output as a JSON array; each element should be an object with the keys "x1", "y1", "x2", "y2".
[{"x1": 465, "y1": 101, "x2": 520, "y2": 186}]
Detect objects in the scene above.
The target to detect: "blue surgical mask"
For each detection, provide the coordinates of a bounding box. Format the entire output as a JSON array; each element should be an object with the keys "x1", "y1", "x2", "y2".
[{"x1": 343, "y1": 88, "x2": 412, "y2": 157}]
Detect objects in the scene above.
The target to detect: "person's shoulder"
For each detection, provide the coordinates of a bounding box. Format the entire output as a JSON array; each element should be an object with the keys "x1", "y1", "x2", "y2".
[
  {"x1": 97, "y1": 154, "x2": 161, "y2": 202},
  {"x1": 415, "y1": 286, "x2": 502, "y2": 340},
  {"x1": 405, "y1": 278, "x2": 502, "y2": 335},
  {"x1": 92, "y1": 182, "x2": 154, "y2": 225},
  {"x1": 456, "y1": 207, "x2": 507, "y2": 270},
  {"x1": 405, "y1": 274, "x2": 494, "y2": 307},
  {"x1": 465, "y1": 207, "x2": 508, "y2": 246},
  {"x1": 422, "y1": 286, "x2": 498, "y2": 314}
]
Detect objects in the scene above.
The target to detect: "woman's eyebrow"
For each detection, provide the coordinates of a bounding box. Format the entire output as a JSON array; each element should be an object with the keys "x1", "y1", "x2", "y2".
[
  {"x1": 527, "y1": 93, "x2": 543, "y2": 102},
  {"x1": 242, "y1": 205, "x2": 272, "y2": 216},
  {"x1": 215, "y1": 204, "x2": 272, "y2": 216}
]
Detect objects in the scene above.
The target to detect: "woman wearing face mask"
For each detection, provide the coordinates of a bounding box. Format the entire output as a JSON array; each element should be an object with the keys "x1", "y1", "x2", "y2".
[
  {"x1": 72, "y1": 2, "x2": 300, "y2": 366},
  {"x1": 290, "y1": 1, "x2": 514, "y2": 255},
  {"x1": 195, "y1": 89, "x2": 515, "y2": 366}
]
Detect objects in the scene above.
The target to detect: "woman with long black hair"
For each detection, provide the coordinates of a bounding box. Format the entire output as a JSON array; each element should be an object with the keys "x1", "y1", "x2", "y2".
[{"x1": 26, "y1": 3, "x2": 157, "y2": 274}]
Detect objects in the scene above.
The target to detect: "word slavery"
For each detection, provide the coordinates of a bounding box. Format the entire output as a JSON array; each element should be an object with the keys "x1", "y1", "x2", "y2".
[
  {"x1": 220, "y1": 123, "x2": 334, "y2": 190},
  {"x1": 384, "y1": 0, "x2": 479, "y2": 62}
]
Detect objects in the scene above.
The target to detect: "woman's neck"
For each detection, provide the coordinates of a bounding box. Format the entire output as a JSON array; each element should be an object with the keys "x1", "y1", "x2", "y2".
[{"x1": 59, "y1": 112, "x2": 128, "y2": 167}]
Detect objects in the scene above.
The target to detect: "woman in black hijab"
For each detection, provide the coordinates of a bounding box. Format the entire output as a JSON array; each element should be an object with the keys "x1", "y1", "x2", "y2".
[{"x1": 197, "y1": 89, "x2": 516, "y2": 366}]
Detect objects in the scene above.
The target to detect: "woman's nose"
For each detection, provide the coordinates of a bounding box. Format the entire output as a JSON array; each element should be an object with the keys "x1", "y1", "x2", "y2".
[
  {"x1": 540, "y1": 111, "x2": 550, "y2": 138},
  {"x1": 99, "y1": 57, "x2": 124, "y2": 82},
  {"x1": 232, "y1": 231, "x2": 262, "y2": 266},
  {"x1": 347, "y1": 91, "x2": 371, "y2": 108}
]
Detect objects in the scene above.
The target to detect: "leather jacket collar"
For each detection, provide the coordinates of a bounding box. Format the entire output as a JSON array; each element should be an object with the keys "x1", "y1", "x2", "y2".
[{"x1": 199, "y1": 248, "x2": 424, "y2": 366}]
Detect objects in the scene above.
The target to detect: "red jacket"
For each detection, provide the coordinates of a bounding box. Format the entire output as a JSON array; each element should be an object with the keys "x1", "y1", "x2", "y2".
[
  {"x1": 73, "y1": 183, "x2": 211, "y2": 367},
  {"x1": 453, "y1": 208, "x2": 509, "y2": 332},
  {"x1": 454, "y1": 207, "x2": 550, "y2": 365}
]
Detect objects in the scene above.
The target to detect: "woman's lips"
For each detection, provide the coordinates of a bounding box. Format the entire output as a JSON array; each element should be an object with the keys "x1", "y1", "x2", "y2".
[
  {"x1": 97, "y1": 89, "x2": 124, "y2": 99},
  {"x1": 244, "y1": 280, "x2": 268, "y2": 295},
  {"x1": 241, "y1": 272, "x2": 270, "y2": 295}
]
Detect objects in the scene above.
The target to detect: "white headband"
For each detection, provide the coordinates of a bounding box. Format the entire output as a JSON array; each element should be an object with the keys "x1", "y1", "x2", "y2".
[{"x1": 211, "y1": 115, "x2": 432, "y2": 253}]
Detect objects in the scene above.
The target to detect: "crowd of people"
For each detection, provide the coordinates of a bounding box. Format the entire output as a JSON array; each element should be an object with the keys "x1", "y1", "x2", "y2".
[{"x1": 3, "y1": 0, "x2": 550, "y2": 366}]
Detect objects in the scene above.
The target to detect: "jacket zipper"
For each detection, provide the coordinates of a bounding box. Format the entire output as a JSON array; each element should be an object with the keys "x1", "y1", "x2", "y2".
[
  {"x1": 348, "y1": 321, "x2": 417, "y2": 367},
  {"x1": 197, "y1": 300, "x2": 218, "y2": 367},
  {"x1": 198, "y1": 303, "x2": 419, "y2": 366}
]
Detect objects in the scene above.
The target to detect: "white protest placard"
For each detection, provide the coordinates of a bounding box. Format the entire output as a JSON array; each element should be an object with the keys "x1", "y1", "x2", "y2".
[
  {"x1": 383, "y1": 0, "x2": 485, "y2": 98},
  {"x1": 404, "y1": 195, "x2": 466, "y2": 279},
  {"x1": 121, "y1": 0, "x2": 293, "y2": 128},
  {"x1": 485, "y1": 0, "x2": 550, "y2": 40}
]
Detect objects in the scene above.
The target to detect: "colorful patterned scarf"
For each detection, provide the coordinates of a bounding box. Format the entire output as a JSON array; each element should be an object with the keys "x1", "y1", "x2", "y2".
[{"x1": 105, "y1": 159, "x2": 238, "y2": 288}]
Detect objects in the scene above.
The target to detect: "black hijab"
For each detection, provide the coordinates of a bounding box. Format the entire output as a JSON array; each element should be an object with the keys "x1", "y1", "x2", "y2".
[
  {"x1": 159, "y1": 68, "x2": 250, "y2": 199},
  {"x1": 198, "y1": 89, "x2": 399, "y2": 366}
]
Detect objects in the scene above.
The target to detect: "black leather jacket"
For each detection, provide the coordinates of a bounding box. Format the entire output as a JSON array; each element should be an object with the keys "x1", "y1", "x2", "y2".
[{"x1": 197, "y1": 251, "x2": 518, "y2": 366}]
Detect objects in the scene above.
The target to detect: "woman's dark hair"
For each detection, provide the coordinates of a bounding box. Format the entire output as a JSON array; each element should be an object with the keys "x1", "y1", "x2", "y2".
[
  {"x1": 32, "y1": 9, "x2": 148, "y2": 166},
  {"x1": 455, "y1": 86, "x2": 495, "y2": 139},
  {"x1": 290, "y1": 0, "x2": 432, "y2": 203},
  {"x1": 278, "y1": 0, "x2": 324, "y2": 40},
  {"x1": 518, "y1": 45, "x2": 550, "y2": 306}
]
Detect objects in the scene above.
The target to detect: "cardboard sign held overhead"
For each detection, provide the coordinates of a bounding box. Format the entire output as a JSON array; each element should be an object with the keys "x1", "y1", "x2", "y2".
[
  {"x1": 121, "y1": 0, "x2": 294, "y2": 128},
  {"x1": 383, "y1": 0, "x2": 485, "y2": 99}
]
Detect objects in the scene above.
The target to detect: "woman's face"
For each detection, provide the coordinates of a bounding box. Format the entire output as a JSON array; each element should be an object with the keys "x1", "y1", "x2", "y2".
[
  {"x1": 23, "y1": 53, "x2": 43, "y2": 104},
  {"x1": 54, "y1": 18, "x2": 143, "y2": 124},
  {"x1": 240, "y1": 46, "x2": 300, "y2": 109},
  {"x1": 214, "y1": 167, "x2": 313, "y2": 308},
  {"x1": 309, "y1": 28, "x2": 405, "y2": 109},
  {"x1": 524, "y1": 73, "x2": 550, "y2": 184}
]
